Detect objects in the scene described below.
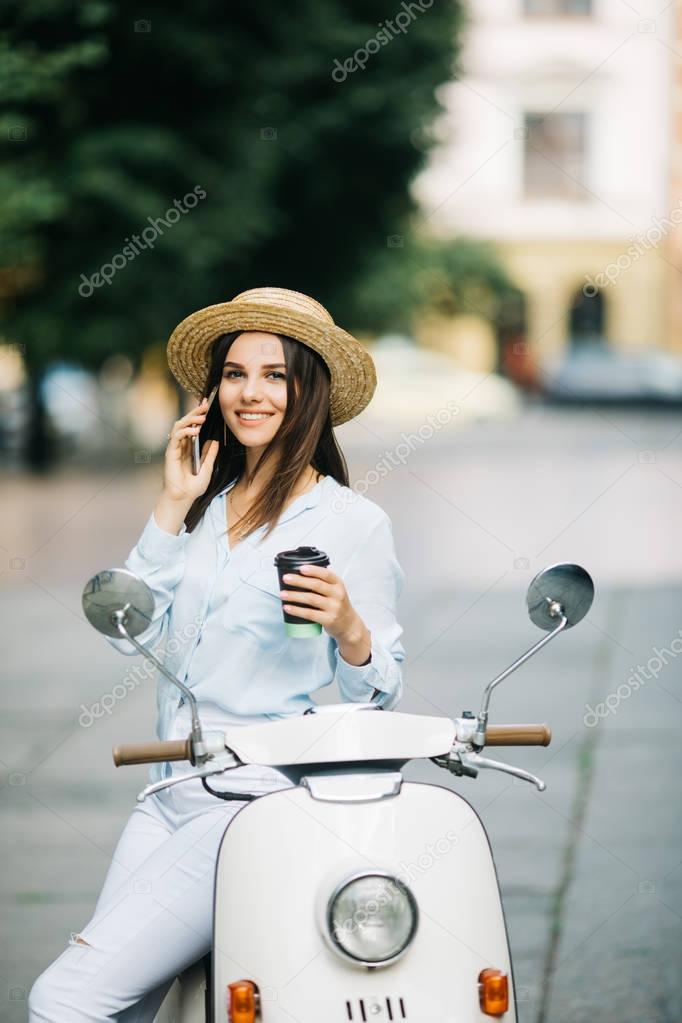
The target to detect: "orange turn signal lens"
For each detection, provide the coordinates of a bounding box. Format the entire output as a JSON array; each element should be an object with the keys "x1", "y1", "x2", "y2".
[
  {"x1": 227, "y1": 980, "x2": 260, "y2": 1023},
  {"x1": 478, "y1": 968, "x2": 509, "y2": 1016}
]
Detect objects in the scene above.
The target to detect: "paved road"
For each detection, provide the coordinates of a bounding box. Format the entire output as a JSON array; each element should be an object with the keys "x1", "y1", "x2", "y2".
[{"x1": 1, "y1": 405, "x2": 681, "y2": 1022}]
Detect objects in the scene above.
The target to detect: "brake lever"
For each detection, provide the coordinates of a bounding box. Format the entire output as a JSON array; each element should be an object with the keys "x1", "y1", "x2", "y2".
[
  {"x1": 136, "y1": 752, "x2": 240, "y2": 803},
  {"x1": 434, "y1": 748, "x2": 546, "y2": 791},
  {"x1": 466, "y1": 752, "x2": 546, "y2": 791}
]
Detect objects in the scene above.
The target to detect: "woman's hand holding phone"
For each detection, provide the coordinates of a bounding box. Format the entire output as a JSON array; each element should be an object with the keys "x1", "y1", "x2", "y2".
[{"x1": 154, "y1": 398, "x2": 220, "y2": 535}]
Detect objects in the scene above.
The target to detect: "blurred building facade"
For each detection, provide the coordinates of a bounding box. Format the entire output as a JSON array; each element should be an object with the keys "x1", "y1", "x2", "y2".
[
  {"x1": 414, "y1": 0, "x2": 678, "y2": 361},
  {"x1": 666, "y1": 0, "x2": 682, "y2": 350}
]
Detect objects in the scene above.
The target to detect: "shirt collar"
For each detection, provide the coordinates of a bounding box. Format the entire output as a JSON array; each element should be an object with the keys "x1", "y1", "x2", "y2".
[{"x1": 212, "y1": 475, "x2": 330, "y2": 535}]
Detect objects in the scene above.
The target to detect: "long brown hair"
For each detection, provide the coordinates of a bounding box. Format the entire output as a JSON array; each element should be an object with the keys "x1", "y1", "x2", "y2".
[{"x1": 184, "y1": 331, "x2": 350, "y2": 538}]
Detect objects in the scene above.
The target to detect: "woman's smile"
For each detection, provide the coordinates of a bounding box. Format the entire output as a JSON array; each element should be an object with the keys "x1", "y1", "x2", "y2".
[{"x1": 234, "y1": 410, "x2": 276, "y2": 425}]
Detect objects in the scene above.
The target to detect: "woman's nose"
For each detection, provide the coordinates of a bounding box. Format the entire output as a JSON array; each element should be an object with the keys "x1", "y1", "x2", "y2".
[{"x1": 241, "y1": 376, "x2": 264, "y2": 400}]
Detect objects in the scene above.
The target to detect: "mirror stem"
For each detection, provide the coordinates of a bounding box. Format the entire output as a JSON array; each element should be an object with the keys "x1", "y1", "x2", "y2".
[
  {"x1": 112, "y1": 609, "x2": 208, "y2": 764},
  {"x1": 473, "y1": 601, "x2": 567, "y2": 748}
]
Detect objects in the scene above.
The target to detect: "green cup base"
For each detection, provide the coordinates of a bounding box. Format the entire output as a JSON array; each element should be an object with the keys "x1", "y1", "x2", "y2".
[{"x1": 285, "y1": 622, "x2": 322, "y2": 638}]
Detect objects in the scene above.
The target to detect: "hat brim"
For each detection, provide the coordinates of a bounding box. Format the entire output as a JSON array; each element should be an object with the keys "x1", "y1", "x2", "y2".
[{"x1": 166, "y1": 301, "x2": 376, "y2": 427}]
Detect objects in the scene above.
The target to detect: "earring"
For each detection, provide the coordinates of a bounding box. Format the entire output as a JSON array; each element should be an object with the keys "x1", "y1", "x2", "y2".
[{"x1": 223, "y1": 420, "x2": 227, "y2": 445}]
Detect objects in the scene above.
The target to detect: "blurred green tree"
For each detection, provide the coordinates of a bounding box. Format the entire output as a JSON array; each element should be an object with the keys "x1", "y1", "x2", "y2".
[
  {"x1": 0, "y1": 0, "x2": 498, "y2": 468},
  {"x1": 354, "y1": 235, "x2": 521, "y2": 341}
]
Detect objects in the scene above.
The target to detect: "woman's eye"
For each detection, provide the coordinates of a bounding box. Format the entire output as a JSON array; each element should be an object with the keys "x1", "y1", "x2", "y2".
[{"x1": 223, "y1": 370, "x2": 286, "y2": 380}]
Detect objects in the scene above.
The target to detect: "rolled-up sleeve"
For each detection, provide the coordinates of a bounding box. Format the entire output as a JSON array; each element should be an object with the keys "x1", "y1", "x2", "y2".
[
  {"x1": 105, "y1": 511, "x2": 188, "y2": 656},
  {"x1": 333, "y1": 513, "x2": 406, "y2": 710}
]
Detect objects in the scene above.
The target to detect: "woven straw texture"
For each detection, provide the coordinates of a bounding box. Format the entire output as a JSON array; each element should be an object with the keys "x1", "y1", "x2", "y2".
[{"x1": 166, "y1": 287, "x2": 377, "y2": 426}]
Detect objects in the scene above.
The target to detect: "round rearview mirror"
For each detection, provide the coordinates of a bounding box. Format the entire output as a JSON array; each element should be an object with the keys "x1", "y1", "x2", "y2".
[
  {"x1": 526, "y1": 563, "x2": 594, "y2": 631},
  {"x1": 82, "y1": 569, "x2": 154, "y2": 639}
]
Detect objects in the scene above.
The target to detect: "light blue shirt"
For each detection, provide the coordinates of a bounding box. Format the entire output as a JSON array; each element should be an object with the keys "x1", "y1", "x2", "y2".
[{"x1": 105, "y1": 474, "x2": 406, "y2": 784}]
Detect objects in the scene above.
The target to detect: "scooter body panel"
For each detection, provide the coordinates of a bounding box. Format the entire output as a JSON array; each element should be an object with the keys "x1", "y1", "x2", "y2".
[
  {"x1": 154, "y1": 958, "x2": 207, "y2": 1023},
  {"x1": 223, "y1": 710, "x2": 456, "y2": 767},
  {"x1": 213, "y1": 780, "x2": 516, "y2": 1022}
]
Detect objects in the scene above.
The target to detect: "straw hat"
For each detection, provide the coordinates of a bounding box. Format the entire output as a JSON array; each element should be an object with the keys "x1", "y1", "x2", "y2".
[{"x1": 166, "y1": 287, "x2": 377, "y2": 426}]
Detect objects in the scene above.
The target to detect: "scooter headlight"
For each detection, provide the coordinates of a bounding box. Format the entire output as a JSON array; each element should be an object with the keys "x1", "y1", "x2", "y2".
[{"x1": 327, "y1": 872, "x2": 418, "y2": 965}]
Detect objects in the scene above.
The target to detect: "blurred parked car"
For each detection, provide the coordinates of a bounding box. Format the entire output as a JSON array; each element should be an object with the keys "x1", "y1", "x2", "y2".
[
  {"x1": 363, "y1": 335, "x2": 520, "y2": 430},
  {"x1": 542, "y1": 343, "x2": 682, "y2": 405}
]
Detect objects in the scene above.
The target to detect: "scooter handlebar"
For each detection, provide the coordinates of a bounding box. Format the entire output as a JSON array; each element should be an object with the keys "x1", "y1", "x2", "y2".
[
  {"x1": 111, "y1": 722, "x2": 551, "y2": 768},
  {"x1": 112, "y1": 739, "x2": 192, "y2": 767},
  {"x1": 485, "y1": 724, "x2": 551, "y2": 747}
]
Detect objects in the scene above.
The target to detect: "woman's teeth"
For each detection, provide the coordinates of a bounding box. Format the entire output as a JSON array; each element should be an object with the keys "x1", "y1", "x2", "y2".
[{"x1": 237, "y1": 412, "x2": 274, "y2": 421}]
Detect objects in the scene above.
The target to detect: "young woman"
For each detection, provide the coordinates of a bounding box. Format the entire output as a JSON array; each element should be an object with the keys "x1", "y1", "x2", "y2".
[{"x1": 28, "y1": 287, "x2": 406, "y2": 1022}]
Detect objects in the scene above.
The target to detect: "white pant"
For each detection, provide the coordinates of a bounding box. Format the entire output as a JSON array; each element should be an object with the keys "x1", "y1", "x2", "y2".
[{"x1": 28, "y1": 750, "x2": 292, "y2": 1023}]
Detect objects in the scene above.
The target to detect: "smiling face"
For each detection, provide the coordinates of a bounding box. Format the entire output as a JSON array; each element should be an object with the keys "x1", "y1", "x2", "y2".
[{"x1": 219, "y1": 331, "x2": 294, "y2": 449}]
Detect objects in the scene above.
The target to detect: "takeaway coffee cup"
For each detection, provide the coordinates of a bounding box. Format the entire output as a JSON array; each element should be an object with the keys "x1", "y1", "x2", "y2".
[{"x1": 274, "y1": 546, "x2": 330, "y2": 638}]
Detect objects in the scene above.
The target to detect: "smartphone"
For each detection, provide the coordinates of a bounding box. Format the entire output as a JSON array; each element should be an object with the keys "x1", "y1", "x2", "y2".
[{"x1": 191, "y1": 384, "x2": 219, "y2": 475}]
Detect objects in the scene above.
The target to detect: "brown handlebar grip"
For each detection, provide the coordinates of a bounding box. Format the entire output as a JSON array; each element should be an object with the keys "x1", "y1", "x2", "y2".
[
  {"x1": 112, "y1": 739, "x2": 192, "y2": 767},
  {"x1": 485, "y1": 724, "x2": 552, "y2": 747}
]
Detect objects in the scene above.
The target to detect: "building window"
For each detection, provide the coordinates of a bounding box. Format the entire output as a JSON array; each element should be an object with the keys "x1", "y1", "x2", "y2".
[
  {"x1": 523, "y1": 112, "x2": 587, "y2": 198},
  {"x1": 523, "y1": 0, "x2": 592, "y2": 14},
  {"x1": 569, "y1": 286, "x2": 605, "y2": 346}
]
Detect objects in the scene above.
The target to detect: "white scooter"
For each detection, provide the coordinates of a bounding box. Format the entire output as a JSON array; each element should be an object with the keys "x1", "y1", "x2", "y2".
[{"x1": 82, "y1": 561, "x2": 594, "y2": 1023}]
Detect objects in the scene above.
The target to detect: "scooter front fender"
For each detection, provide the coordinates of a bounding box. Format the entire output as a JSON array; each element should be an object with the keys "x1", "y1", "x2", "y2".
[{"x1": 213, "y1": 781, "x2": 516, "y2": 1022}]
